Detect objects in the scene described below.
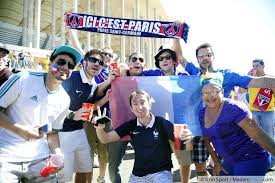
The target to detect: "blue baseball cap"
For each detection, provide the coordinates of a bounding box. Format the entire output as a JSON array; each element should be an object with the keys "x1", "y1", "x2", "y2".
[{"x1": 50, "y1": 45, "x2": 82, "y2": 65}]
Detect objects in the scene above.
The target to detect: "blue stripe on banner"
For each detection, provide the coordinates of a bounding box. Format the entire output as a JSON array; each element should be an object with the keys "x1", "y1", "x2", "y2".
[
  {"x1": 65, "y1": 13, "x2": 189, "y2": 42},
  {"x1": 0, "y1": 72, "x2": 23, "y2": 97},
  {"x1": 171, "y1": 76, "x2": 203, "y2": 136}
]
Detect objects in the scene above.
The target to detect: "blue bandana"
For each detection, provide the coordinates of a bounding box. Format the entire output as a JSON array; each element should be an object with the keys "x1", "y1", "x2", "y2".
[{"x1": 200, "y1": 72, "x2": 223, "y2": 89}]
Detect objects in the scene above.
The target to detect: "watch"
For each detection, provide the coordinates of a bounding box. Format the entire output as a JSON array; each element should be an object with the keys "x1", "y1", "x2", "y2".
[{"x1": 68, "y1": 111, "x2": 75, "y2": 120}]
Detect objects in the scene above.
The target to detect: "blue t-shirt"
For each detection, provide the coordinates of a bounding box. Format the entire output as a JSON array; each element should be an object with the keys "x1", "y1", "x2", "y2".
[
  {"x1": 185, "y1": 62, "x2": 252, "y2": 97},
  {"x1": 115, "y1": 116, "x2": 174, "y2": 176},
  {"x1": 199, "y1": 99, "x2": 268, "y2": 164},
  {"x1": 143, "y1": 69, "x2": 189, "y2": 76},
  {"x1": 143, "y1": 69, "x2": 166, "y2": 76}
]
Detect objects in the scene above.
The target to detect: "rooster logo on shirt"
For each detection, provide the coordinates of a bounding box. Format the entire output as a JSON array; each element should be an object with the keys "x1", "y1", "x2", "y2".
[{"x1": 153, "y1": 129, "x2": 159, "y2": 139}]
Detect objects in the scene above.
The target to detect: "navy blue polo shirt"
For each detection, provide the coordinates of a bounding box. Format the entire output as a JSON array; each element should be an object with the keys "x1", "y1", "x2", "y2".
[
  {"x1": 115, "y1": 114, "x2": 174, "y2": 177},
  {"x1": 61, "y1": 70, "x2": 97, "y2": 131}
]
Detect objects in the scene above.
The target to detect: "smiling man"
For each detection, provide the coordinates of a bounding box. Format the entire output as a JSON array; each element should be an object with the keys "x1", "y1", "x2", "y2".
[
  {"x1": 94, "y1": 89, "x2": 193, "y2": 183},
  {"x1": 143, "y1": 45, "x2": 189, "y2": 76},
  {"x1": 0, "y1": 45, "x2": 81, "y2": 183},
  {"x1": 126, "y1": 52, "x2": 146, "y2": 76},
  {"x1": 107, "y1": 52, "x2": 146, "y2": 183},
  {"x1": 60, "y1": 49, "x2": 115, "y2": 183}
]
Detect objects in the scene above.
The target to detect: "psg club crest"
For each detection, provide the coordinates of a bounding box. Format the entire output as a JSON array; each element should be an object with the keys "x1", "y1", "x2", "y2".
[
  {"x1": 68, "y1": 14, "x2": 81, "y2": 28},
  {"x1": 163, "y1": 23, "x2": 180, "y2": 37}
]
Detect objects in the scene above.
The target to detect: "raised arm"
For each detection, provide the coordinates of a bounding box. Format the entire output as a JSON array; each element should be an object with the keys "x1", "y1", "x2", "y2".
[
  {"x1": 172, "y1": 38, "x2": 188, "y2": 68},
  {"x1": 238, "y1": 116, "x2": 275, "y2": 155},
  {"x1": 93, "y1": 106, "x2": 120, "y2": 144},
  {"x1": 69, "y1": 29, "x2": 85, "y2": 55}
]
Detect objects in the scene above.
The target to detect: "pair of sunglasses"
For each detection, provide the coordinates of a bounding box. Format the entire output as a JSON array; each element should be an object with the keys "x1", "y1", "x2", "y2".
[
  {"x1": 55, "y1": 59, "x2": 75, "y2": 70},
  {"x1": 103, "y1": 52, "x2": 113, "y2": 58},
  {"x1": 87, "y1": 57, "x2": 104, "y2": 66},
  {"x1": 158, "y1": 55, "x2": 172, "y2": 62},
  {"x1": 131, "y1": 57, "x2": 145, "y2": 63}
]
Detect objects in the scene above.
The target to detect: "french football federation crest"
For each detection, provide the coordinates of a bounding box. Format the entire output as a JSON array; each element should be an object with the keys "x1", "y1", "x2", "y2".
[
  {"x1": 163, "y1": 23, "x2": 180, "y2": 37},
  {"x1": 68, "y1": 14, "x2": 81, "y2": 28},
  {"x1": 153, "y1": 129, "x2": 159, "y2": 139}
]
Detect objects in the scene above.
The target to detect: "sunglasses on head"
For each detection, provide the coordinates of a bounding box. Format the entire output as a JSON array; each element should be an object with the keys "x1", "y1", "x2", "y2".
[
  {"x1": 103, "y1": 52, "x2": 113, "y2": 58},
  {"x1": 131, "y1": 57, "x2": 144, "y2": 63},
  {"x1": 158, "y1": 55, "x2": 172, "y2": 62},
  {"x1": 87, "y1": 57, "x2": 104, "y2": 66},
  {"x1": 55, "y1": 59, "x2": 75, "y2": 70}
]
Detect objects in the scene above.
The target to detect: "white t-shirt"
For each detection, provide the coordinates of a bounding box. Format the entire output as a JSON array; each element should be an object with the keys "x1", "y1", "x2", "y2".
[{"x1": 0, "y1": 71, "x2": 70, "y2": 162}]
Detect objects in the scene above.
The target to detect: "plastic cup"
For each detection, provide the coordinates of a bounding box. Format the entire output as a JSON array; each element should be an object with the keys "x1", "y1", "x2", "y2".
[
  {"x1": 110, "y1": 62, "x2": 118, "y2": 70},
  {"x1": 82, "y1": 103, "x2": 94, "y2": 121},
  {"x1": 110, "y1": 63, "x2": 120, "y2": 76},
  {"x1": 40, "y1": 154, "x2": 63, "y2": 177},
  {"x1": 174, "y1": 124, "x2": 187, "y2": 150}
]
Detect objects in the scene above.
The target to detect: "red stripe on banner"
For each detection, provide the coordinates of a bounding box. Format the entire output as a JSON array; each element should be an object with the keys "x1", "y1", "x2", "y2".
[{"x1": 110, "y1": 77, "x2": 138, "y2": 140}]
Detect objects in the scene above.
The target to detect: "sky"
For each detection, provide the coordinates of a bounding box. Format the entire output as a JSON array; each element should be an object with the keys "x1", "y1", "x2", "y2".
[{"x1": 160, "y1": 0, "x2": 275, "y2": 74}]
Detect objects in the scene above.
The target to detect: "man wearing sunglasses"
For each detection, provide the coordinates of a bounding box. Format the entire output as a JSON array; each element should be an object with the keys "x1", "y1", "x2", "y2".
[
  {"x1": 102, "y1": 47, "x2": 114, "y2": 69},
  {"x1": 119, "y1": 52, "x2": 146, "y2": 77},
  {"x1": 94, "y1": 47, "x2": 115, "y2": 83},
  {"x1": 143, "y1": 45, "x2": 189, "y2": 76},
  {"x1": 86, "y1": 47, "x2": 115, "y2": 183},
  {"x1": 60, "y1": 49, "x2": 115, "y2": 183},
  {"x1": 0, "y1": 45, "x2": 81, "y2": 183}
]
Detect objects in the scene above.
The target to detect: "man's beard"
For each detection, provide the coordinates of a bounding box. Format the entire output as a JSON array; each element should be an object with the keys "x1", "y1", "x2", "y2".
[{"x1": 200, "y1": 63, "x2": 212, "y2": 72}]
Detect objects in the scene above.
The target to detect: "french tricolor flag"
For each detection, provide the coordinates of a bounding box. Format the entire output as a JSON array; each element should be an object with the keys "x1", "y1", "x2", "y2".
[{"x1": 110, "y1": 76, "x2": 203, "y2": 136}]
